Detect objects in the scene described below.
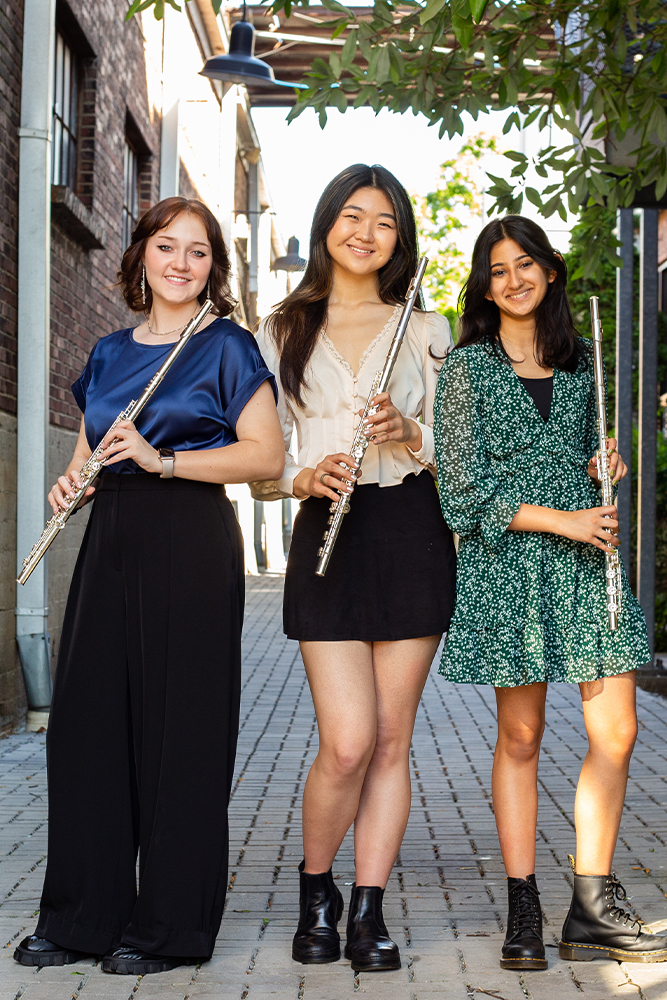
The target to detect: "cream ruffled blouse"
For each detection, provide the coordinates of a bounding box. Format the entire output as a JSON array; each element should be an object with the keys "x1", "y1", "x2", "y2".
[{"x1": 250, "y1": 307, "x2": 453, "y2": 501}]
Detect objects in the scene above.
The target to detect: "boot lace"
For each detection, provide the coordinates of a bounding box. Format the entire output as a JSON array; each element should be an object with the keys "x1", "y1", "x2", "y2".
[
  {"x1": 509, "y1": 880, "x2": 541, "y2": 937},
  {"x1": 605, "y1": 874, "x2": 643, "y2": 929}
]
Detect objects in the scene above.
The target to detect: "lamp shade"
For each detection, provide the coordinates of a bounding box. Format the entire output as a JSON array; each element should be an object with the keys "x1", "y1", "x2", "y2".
[
  {"x1": 201, "y1": 19, "x2": 275, "y2": 86},
  {"x1": 272, "y1": 236, "x2": 307, "y2": 272}
]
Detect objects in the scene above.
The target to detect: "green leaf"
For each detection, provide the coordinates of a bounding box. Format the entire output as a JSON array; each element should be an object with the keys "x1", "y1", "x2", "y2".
[
  {"x1": 451, "y1": 12, "x2": 474, "y2": 50},
  {"x1": 420, "y1": 0, "x2": 449, "y2": 25},
  {"x1": 376, "y1": 44, "x2": 391, "y2": 83},
  {"x1": 503, "y1": 150, "x2": 527, "y2": 163},
  {"x1": 321, "y1": 0, "x2": 353, "y2": 15},
  {"x1": 340, "y1": 30, "x2": 357, "y2": 68},
  {"x1": 470, "y1": 0, "x2": 489, "y2": 23}
]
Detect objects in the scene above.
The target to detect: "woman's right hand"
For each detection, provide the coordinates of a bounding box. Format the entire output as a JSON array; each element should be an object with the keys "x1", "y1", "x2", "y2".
[
  {"x1": 294, "y1": 453, "x2": 360, "y2": 503},
  {"x1": 556, "y1": 506, "x2": 620, "y2": 553},
  {"x1": 47, "y1": 470, "x2": 95, "y2": 515}
]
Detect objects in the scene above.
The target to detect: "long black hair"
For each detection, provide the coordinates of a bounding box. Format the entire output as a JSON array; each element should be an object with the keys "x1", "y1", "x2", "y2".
[
  {"x1": 457, "y1": 215, "x2": 584, "y2": 373},
  {"x1": 267, "y1": 163, "x2": 421, "y2": 406}
]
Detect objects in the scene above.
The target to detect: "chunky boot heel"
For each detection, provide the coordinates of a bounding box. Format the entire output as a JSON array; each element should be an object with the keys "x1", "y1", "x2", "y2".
[
  {"x1": 344, "y1": 885, "x2": 401, "y2": 972},
  {"x1": 557, "y1": 942, "x2": 596, "y2": 962},
  {"x1": 500, "y1": 875, "x2": 548, "y2": 971},
  {"x1": 292, "y1": 860, "x2": 344, "y2": 964},
  {"x1": 560, "y1": 872, "x2": 667, "y2": 963}
]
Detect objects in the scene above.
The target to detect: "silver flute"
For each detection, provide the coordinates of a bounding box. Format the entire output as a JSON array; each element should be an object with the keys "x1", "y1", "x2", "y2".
[
  {"x1": 590, "y1": 295, "x2": 622, "y2": 630},
  {"x1": 17, "y1": 298, "x2": 214, "y2": 586},
  {"x1": 315, "y1": 257, "x2": 428, "y2": 577}
]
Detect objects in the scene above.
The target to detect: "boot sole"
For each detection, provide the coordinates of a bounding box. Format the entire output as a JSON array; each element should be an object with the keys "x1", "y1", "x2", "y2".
[
  {"x1": 14, "y1": 947, "x2": 89, "y2": 967},
  {"x1": 344, "y1": 947, "x2": 401, "y2": 972},
  {"x1": 500, "y1": 957, "x2": 548, "y2": 971},
  {"x1": 292, "y1": 946, "x2": 341, "y2": 964},
  {"x1": 560, "y1": 940, "x2": 667, "y2": 963},
  {"x1": 102, "y1": 956, "x2": 181, "y2": 975}
]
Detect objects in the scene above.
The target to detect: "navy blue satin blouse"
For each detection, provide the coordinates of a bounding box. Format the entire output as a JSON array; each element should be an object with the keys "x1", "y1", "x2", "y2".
[{"x1": 72, "y1": 318, "x2": 277, "y2": 474}]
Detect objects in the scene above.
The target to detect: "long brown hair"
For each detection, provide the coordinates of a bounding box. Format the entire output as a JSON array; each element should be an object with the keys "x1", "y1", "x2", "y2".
[
  {"x1": 457, "y1": 215, "x2": 585, "y2": 373},
  {"x1": 267, "y1": 164, "x2": 421, "y2": 406},
  {"x1": 117, "y1": 196, "x2": 235, "y2": 317}
]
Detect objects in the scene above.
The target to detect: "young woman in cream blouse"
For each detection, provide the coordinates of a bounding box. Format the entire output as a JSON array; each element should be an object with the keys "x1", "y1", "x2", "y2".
[{"x1": 252, "y1": 164, "x2": 456, "y2": 972}]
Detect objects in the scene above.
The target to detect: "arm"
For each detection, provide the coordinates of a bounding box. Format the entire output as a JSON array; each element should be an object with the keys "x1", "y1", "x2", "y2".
[
  {"x1": 434, "y1": 350, "x2": 523, "y2": 548},
  {"x1": 98, "y1": 381, "x2": 284, "y2": 484},
  {"x1": 507, "y1": 503, "x2": 620, "y2": 554},
  {"x1": 249, "y1": 321, "x2": 308, "y2": 499}
]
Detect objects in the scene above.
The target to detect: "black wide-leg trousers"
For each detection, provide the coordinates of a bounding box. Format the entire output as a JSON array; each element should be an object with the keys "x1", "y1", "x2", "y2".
[{"x1": 36, "y1": 473, "x2": 244, "y2": 959}]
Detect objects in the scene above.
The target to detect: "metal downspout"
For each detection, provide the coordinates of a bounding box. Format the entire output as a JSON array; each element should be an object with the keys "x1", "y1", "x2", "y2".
[{"x1": 15, "y1": 0, "x2": 56, "y2": 728}]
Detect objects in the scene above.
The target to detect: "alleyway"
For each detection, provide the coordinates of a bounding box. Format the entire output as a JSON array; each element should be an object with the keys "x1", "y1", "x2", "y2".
[{"x1": 3, "y1": 575, "x2": 667, "y2": 999}]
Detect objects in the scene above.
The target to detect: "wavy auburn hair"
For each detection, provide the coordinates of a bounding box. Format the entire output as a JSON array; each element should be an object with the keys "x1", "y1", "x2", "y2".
[
  {"x1": 117, "y1": 197, "x2": 235, "y2": 317},
  {"x1": 457, "y1": 215, "x2": 585, "y2": 373},
  {"x1": 266, "y1": 163, "x2": 422, "y2": 406}
]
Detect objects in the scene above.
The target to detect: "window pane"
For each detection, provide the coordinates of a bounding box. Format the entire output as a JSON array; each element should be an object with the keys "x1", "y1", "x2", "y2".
[
  {"x1": 62, "y1": 45, "x2": 71, "y2": 130},
  {"x1": 52, "y1": 118, "x2": 62, "y2": 185}
]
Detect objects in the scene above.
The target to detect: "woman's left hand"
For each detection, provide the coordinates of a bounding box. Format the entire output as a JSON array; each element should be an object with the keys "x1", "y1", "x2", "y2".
[
  {"x1": 587, "y1": 437, "x2": 627, "y2": 485},
  {"x1": 359, "y1": 392, "x2": 422, "y2": 451},
  {"x1": 99, "y1": 420, "x2": 162, "y2": 473}
]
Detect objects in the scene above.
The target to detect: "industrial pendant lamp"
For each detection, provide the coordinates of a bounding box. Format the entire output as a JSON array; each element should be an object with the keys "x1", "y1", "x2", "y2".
[
  {"x1": 200, "y1": 4, "x2": 306, "y2": 89},
  {"x1": 272, "y1": 236, "x2": 307, "y2": 272}
]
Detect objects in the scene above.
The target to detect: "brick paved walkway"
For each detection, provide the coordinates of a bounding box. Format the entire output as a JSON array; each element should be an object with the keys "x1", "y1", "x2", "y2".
[{"x1": 3, "y1": 575, "x2": 667, "y2": 999}]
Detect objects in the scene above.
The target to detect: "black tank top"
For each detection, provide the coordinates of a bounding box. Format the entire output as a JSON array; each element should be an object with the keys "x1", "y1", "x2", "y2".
[{"x1": 517, "y1": 375, "x2": 553, "y2": 423}]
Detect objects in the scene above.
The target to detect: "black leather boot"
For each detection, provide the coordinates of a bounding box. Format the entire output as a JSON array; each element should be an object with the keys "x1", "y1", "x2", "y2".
[
  {"x1": 500, "y1": 875, "x2": 548, "y2": 970},
  {"x1": 344, "y1": 885, "x2": 401, "y2": 972},
  {"x1": 14, "y1": 934, "x2": 92, "y2": 967},
  {"x1": 560, "y1": 872, "x2": 667, "y2": 963},
  {"x1": 102, "y1": 947, "x2": 197, "y2": 975},
  {"x1": 292, "y1": 860, "x2": 344, "y2": 963}
]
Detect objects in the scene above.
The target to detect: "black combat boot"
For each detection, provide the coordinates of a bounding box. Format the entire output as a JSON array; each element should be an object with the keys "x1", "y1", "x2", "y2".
[
  {"x1": 14, "y1": 934, "x2": 92, "y2": 967},
  {"x1": 560, "y1": 872, "x2": 667, "y2": 962},
  {"x1": 292, "y1": 860, "x2": 344, "y2": 964},
  {"x1": 344, "y1": 885, "x2": 401, "y2": 972},
  {"x1": 500, "y1": 875, "x2": 548, "y2": 970}
]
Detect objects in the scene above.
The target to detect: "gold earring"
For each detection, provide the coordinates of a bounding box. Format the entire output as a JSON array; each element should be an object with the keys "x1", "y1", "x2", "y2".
[{"x1": 141, "y1": 265, "x2": 146, "y2": 306}]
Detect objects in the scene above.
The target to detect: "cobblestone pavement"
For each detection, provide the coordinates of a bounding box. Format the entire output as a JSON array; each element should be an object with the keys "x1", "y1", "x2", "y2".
[{"x1": 3, "y1": 575, "x2": 667, "y2": 999}]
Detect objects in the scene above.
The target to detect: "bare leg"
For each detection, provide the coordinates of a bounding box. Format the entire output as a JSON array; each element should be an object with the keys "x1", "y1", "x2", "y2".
[
  {"x1": 300, "y1": 640, "x2": 377, "y2": 874},
  {"x1": 493, "y1": 684, "x2": 547, "y2": 878},
  {"x1": 575, "y1": 671, "x2": 637, "y2": 874},
  {"x1": 353, "y1": 635, "x2": 441, "y2": 888}
]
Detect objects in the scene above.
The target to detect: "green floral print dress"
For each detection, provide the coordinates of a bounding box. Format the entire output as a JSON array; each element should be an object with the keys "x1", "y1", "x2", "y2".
[{"x1": 433, "y1": 339, "x2": 650, "y2": 687}]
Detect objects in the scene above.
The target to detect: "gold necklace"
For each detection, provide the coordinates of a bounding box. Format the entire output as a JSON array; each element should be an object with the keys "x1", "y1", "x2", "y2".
[{"x1": 146, "y1": 310, "x2": 197, "y2": 337}]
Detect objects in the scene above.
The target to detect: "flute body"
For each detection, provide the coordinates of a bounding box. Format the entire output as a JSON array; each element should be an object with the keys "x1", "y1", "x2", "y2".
[
  {"x1": 17, "y1": 298, "x2": 214, "y2": 586},
  {"x1": 315, "y1": 257, "x2": 428, "y2": 577},
  {"x1": 590, "y1": 295, "x2": 622, "y2": 630}
]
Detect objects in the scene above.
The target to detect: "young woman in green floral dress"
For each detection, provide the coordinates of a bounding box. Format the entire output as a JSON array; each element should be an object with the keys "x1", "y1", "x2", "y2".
[{"x1": 434, "y1": 215, "x2": 667, "y2": 970}]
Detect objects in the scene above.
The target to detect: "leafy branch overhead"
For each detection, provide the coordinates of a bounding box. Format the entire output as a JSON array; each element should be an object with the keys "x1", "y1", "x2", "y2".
[
  {"x1": 268, "y1": 0, "x2": 667, "y2": 277},
  {"x1": 128, "y1": 0, "x2": 667, "y2": 278}
]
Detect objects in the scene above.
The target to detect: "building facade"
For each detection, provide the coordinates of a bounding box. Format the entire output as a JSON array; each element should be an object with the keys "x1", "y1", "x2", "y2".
[{"x1": 0, "y1": 0, "x2": 289, "y2": 728}]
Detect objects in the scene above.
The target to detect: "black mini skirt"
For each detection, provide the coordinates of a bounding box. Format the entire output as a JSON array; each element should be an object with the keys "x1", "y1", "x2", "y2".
[{"x1": 283, "y1": 470, "x2": 457, "y2": 642}]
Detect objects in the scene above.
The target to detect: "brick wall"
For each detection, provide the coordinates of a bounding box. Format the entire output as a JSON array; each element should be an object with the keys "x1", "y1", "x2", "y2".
[{"x1": 49, "y1": 0, "x2": 162, "y2": 433}]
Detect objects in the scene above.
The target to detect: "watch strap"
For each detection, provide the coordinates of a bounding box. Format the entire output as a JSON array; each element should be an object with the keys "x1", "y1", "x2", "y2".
[{"x1": 158, "y1": 447, "x2": 175, "y2": 479}]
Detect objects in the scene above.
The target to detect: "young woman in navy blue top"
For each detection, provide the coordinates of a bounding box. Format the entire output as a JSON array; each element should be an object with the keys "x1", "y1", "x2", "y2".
[{"x1": 14, "y1": 198, "x2": 284, "y2": 976}]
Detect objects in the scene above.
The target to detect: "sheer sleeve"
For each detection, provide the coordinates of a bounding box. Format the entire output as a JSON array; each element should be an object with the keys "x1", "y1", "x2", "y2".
[
  {"x1": 249, "y1": 319, "x2": 306, "y2": 500},
  {"x1": 407, "y1": 311, "x2": 453, "y2": 471},
  {"x1": 434, "y1": 348, "x2": 523, "y2": 549}
]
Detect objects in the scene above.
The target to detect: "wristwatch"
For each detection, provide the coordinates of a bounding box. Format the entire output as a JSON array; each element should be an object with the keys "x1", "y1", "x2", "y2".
[{"x1": 158, "y1": 447, "x2": 175, "y2": 479}]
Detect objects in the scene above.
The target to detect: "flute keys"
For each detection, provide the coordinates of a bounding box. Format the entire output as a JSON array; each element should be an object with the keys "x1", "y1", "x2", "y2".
[{"x1": 317, "y1": 547, "x2": 323, "y2": 557}]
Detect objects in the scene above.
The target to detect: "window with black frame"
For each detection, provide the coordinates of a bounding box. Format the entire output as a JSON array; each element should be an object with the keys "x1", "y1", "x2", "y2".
[
  {"x1": 51, "y1": 28, "x2": 79, "y2": 189},
  {"x1": 122, "y1": 139, "x2": 140, "y2": 251}
]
